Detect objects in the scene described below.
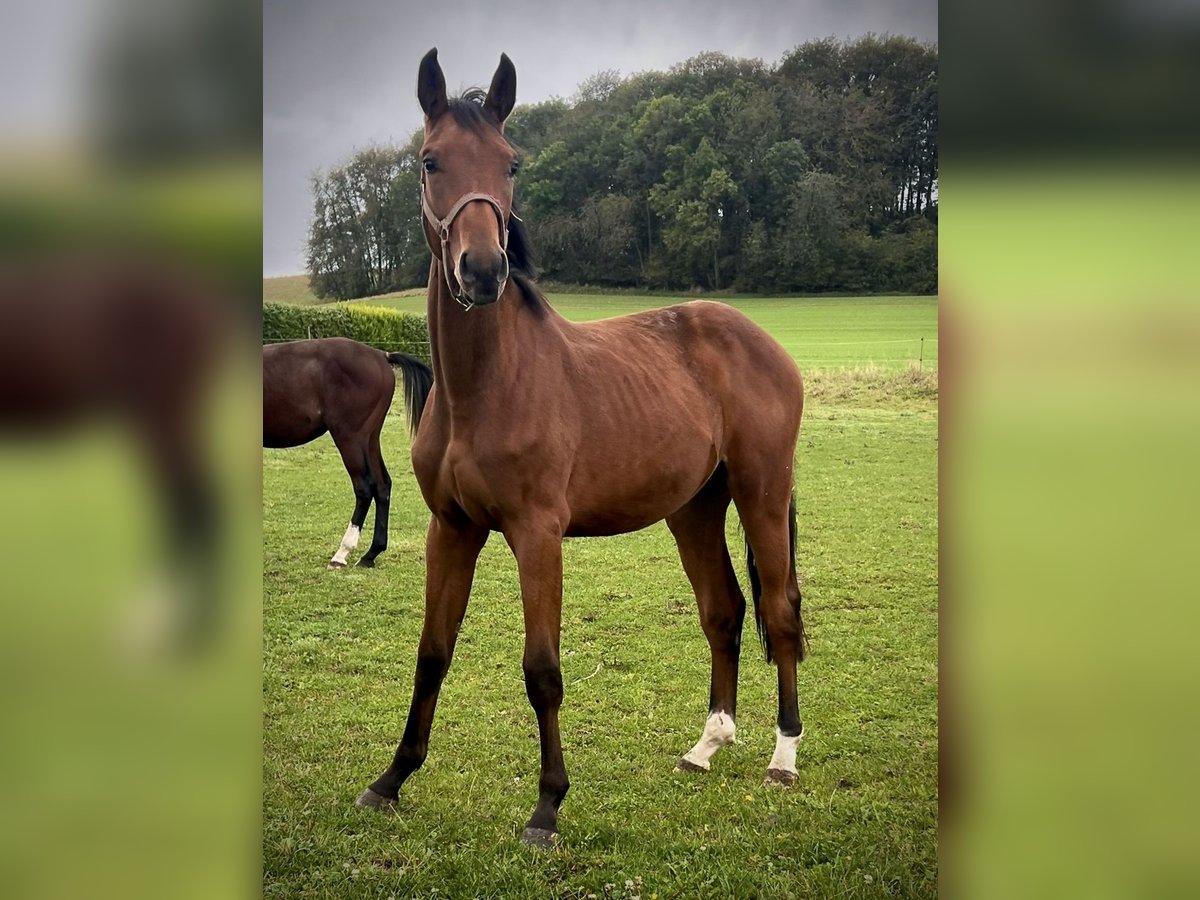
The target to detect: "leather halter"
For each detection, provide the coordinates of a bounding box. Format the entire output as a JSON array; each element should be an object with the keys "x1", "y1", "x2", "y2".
[{"x1": 421, "y1": 177, "x2": 510, "y2": 311}]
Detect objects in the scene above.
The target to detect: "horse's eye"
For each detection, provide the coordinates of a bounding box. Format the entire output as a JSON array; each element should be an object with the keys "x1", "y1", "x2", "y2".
[
  {"x1": 508, "y1": 160, "x2": 520, "y2": 178},
  {"x1": 423, "y1": 158, "x2": 437, "y2": 174}
]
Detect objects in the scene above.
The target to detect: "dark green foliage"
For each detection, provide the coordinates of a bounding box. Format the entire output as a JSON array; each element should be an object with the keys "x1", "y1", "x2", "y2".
[
  {"x1": 306, "y1": 37, "x2": 937, "y2": 296},
  {"x1": 306, "y1": 144, "x2": 427, "y2": 300},
  {"x1": 262, "y1": 301, "x2": 429, "y2": 363},
  {"x1": 505, "y1": 37, "x2": 937, "y2": 293}
]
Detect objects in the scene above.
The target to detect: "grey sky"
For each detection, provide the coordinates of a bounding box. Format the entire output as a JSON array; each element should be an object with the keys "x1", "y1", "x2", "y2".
[{"x1": 264, "y1": 0, "x2": 936, "y2": 276}]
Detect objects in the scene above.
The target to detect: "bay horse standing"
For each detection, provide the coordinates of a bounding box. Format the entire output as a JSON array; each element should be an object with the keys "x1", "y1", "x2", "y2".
[
  {"x1": 262, "y1": 338, "x2": 431, "y2": 568},
  {"x1": 356, "y1": 49, "x2": 806, "y2": 848}
]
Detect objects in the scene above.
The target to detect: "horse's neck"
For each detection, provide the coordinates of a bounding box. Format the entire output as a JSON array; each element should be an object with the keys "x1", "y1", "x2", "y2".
[{"x1": 427, "y1": 266, "x2": 527, "y2": 413}]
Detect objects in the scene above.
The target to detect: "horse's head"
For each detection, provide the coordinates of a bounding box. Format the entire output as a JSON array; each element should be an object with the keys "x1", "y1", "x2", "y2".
[{"x1": 417, "y1": 48, "x2": 519, "y2": 308}]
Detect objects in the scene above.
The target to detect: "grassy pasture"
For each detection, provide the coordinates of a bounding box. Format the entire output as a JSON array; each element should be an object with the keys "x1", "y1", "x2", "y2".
[
  {"x1": 262, "y1": 274, "x2": 319, "y2": 305},
  {"x1": 262, "y1": 274, "x2": 425, "y2": 307},
  {"x1": 261, "y1": 276, "x2": 936, "y2": 371},
  {"x1": 263, "y1": 299, "x2": 938, "y2": 897},
  {"x1": 347, "y1": 291, "x2": 938, "y2": 371}
]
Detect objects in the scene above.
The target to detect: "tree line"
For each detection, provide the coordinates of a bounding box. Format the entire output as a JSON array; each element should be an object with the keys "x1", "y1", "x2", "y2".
[{"x1": 306, "y1": 36, "x2": 937, "y2": 300}]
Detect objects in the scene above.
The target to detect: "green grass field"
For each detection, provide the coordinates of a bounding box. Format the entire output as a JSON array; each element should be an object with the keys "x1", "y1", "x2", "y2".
[
  {"x1": 263, "y1": 276, "x2": 936, "y2": 370},
  {"x1": 264, "y1": 274, "x2": 426, "y2": 307},
  {"x1": 263, "y1": 298, "x2": 938, "y2": 897},
  {"x1": 347, "y1": 292, "x2": 937, "y2": 371},
  {"x1": 262, "y1": 275, "x2": 318, "y2": 305}
]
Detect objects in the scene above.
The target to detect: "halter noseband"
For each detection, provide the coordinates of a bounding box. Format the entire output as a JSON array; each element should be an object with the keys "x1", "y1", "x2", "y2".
[{"x1": 421, "y1": 178, "x2": 510, "y2": 311}]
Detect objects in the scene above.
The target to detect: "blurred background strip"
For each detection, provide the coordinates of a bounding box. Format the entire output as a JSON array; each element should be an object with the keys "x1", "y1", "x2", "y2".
[{"x1": 0, "y1": 1, "x2": 260, "y2": 898}]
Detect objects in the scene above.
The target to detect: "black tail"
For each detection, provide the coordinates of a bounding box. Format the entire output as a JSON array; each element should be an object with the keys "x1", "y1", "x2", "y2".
[
  {"x1": 746, "y1": 492, "x2": 807, "y2": 664},
  {"x1": 386, "y1": 352, "x2": 434, "y2": 437}
]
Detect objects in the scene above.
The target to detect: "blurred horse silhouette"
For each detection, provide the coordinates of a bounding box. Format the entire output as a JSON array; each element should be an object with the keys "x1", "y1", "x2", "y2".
[
  {"x1": 0, "y1": 255, "x2": 232, "y2": 646},
  {"x1": 263, "y1": 337, "x2": 431, "y2": 568}
]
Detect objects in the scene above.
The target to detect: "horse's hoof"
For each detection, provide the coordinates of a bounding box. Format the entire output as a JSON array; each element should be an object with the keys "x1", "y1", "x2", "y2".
[
  {"x1": 355, "y1": 787, "x2": 396, "y2": 810},
  {"x1": 327, "y1": 560, "x2": 347, "y2": 570},
  {"x1": 764, "y1": 768, "x2": 797, "y2": 787},
  {"x1": 673, "y1": 757, "x2": 708, "y2": 774},
  {"x1": 520, "y1": 826, "x2": 558, "y2": 849},
  {"x1": 356, "y1": 557, "x2": 375, "y2": 568}
]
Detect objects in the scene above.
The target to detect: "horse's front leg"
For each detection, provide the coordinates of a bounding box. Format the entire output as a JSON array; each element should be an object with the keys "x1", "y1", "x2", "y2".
[
  {"x1": 356, "y1": 515, "x2": 489, "y2": 808},
  {"x1": 506, "y1": 522, "x2": 569, "y2": 848}
]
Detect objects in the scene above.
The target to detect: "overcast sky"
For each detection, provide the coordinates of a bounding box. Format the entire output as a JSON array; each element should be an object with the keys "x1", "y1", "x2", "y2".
[{"x1": 264, "y1": 0, "x2": 936, "y2": 276}]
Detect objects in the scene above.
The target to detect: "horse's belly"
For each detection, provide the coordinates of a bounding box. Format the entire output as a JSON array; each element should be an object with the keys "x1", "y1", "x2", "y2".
[
  {"x1": 564, "y1": 508, "x2": 678, "y2": 537},
  {"x1": 564, "y1": 441, "x2": 719, "y2": 537},
  {"x1": 263, "y1": 412, "x2": 325, "y2": 448}
]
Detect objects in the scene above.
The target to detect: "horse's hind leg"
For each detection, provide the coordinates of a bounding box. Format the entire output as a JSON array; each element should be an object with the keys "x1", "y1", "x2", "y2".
[
  {"x1": 329, "y1": 434, "x2": 372, "y2": 568},
  {"x1": 356, "y1": 429, "x2": 392, "y2": 568},
  {"x1": 137, "y1": 410, "x2": 219, "y2": 645},
  {"x1": 667, "y1": 468, "x2": 745, "y2": 774},
  {"x1": 729, "y1": 468, "x2": 805, "y2": 787}
]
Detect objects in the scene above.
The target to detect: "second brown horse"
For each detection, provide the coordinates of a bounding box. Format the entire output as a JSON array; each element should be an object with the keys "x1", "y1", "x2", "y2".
[
  {"x1": 356, "y1": 49, "x2": 807, "y2": 847},
  {"x1": 263, "y1": 338, "x2": 431, "y2": 568}
]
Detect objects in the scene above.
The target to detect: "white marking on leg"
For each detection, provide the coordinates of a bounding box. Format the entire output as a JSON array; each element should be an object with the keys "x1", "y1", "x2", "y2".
[
  {"x1": 329, "y1": 522, "x2": 361, "y2": 566},
  {"x1": 681, "y1": 711, "x2": 736, "y2": 770},
  {"x1": 768, "y1": 725, "x2": 804, "y2": 775}
]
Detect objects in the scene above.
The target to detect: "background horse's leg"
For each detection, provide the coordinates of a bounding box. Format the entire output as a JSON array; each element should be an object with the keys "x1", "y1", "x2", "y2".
[
  {"x1": 136, "y1": 412, "x2": 219, "y2": 646},
  {"x1": 329, "y1": 436, "x2": 373, "y2": 568},
  {"x1": 357, "y1": 516, "x2": 488, "y2": 807},
  {"x1": 666, "y1": 471, "x2": 745, "y2": 774},
  {"x1": 356, "y1": 431, "x2": 391, "y2": 568},
  {"x1": 506, "y1": 524, "x2": 569, "y2": 848},
  {"x1": 731, "y1": 480, "x2": 805, "y2": 787}
]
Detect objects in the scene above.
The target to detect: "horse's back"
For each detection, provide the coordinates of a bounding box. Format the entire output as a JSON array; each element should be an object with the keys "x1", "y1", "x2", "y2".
[
  {"x1": 574, "y1": 300, "x2": 802, "y2": 443},
  {"x1": 262, "y1": 338, "x2": 394, "y2": 448},
  {"x1": 0, "y1": 258, "x2": 224, "y2": 424}
]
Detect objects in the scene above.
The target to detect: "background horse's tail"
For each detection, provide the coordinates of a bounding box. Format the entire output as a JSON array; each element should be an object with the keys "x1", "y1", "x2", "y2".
[
  {"x1": 746, "y1": 491, "x2": 808, "y2": 663},
  {"x1": 386, "y1": 352, "x2": 434, "y2": 437}
]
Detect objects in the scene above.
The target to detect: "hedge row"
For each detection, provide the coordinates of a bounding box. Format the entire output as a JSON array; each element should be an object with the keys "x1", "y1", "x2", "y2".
[{"x1": 263, "y1": 302, "x2": 430, "y2": 363}]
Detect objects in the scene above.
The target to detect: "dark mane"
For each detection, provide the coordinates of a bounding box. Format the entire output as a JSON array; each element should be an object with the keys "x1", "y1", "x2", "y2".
[
  {"x1": 504, "y1": 211, "x2": 546, "y2": 316},
  {"x1": 446, "y1": 90, "x2": 547, "y2": 316}
]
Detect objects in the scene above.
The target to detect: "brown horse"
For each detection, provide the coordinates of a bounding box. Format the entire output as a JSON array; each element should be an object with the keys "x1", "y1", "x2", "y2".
[
  {"x1": 0, "y1": 255, "x2": 231, "y2": 645},
  {"x1": 356, "y1": 49, "x2": 807, "y2": 848},
  {"x1": 262, "y1": 338, "x2": 431, "y2": 568}
]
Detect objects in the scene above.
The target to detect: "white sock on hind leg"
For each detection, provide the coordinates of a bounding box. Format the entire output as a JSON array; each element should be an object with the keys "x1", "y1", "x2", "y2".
[
  {"x1": 329, "y1": 522, "x2": 361, "y2": 566},
  {"x1": 768, "y1": 725, "x2": 804, "y2": 774}
]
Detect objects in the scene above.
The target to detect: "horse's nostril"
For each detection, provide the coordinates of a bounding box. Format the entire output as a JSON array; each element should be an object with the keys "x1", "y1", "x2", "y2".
[{"x1": 458, "y1": 249, "x2": 507, "y2": 288}]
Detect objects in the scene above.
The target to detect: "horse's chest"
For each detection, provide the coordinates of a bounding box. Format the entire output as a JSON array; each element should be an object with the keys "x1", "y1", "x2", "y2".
[{"x1": 415, "y1": 435, "x2": 538, "y2": 525}]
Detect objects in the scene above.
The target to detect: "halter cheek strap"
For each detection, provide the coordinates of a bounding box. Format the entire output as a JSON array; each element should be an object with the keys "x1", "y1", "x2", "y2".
[{"x1": 421, "y1": 180, "x2": 510, "y2": 311}]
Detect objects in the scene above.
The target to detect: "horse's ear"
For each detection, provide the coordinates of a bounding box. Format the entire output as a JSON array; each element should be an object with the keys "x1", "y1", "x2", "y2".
[
  {"x1": 485, "y1": 53, "x2": 517, "y2": 127},
  {"x1": 417, "y1": 47, "x2": 448, "y2": 120}
]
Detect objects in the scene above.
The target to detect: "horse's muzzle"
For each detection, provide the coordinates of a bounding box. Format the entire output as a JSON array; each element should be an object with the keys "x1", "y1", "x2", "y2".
[{"x1": 457, "y1": 249, "x2": 509, "y2": 306}]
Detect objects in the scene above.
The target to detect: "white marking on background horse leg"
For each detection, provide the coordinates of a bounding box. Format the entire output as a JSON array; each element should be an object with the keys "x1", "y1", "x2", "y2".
[
  {"x1": 678, "y1": 711, "x2": 735, "y2": 771},
  {"x1": 767, "y1": 726, "x2": 804, "y2": 776},
  {"x1": 329, "y1": 522, "x2": 361, "y2": 567},
  {"x1": 116, "y1": 573, "x2": 182, "y2": 657}
]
